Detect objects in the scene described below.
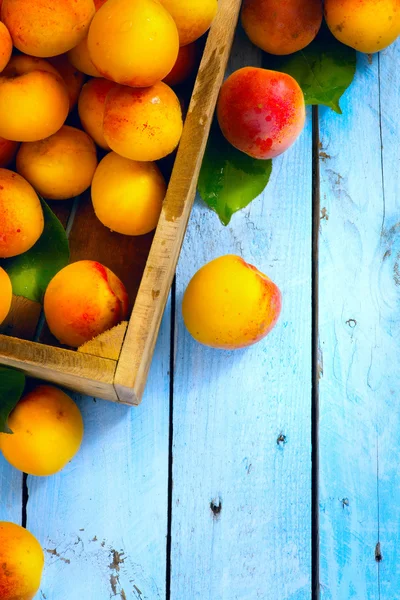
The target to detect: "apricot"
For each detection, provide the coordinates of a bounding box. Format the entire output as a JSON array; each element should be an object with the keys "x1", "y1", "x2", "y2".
[
  {"x1": 92, "y1": 152, "x2": 166, "y2": 236},
  {"x1": 0, "y1": 21, "x2": 11, "y2": 72},
  {"x1": 182, "y1": 255, "x2": 282, "y2": 349},
  {"x1": 0, "y1": 385, "x2": 84, "y2": 476},
  {"x1": 0, "y1": 169, "x2": 44, "y2": 258},
  {"x1": 44, "y1": 260, "x2": 129, "y2": 347},
  {"x1": 103, "y1": 81, "x2": 183, "y2": 161},
  {"x1": 160, "y1": 0, "x2": 217, "y2": 46},
  {"x1": 217, "y1": 67, "x2": 305, "y2": 160},
  {"x1": 48, "y1": 54, "x2": 85, "y2": 111},
  {"x1": 0, "y1": 522, "x2": 44, "y2": 600},
  {"x1": 0, "y1": 136, "x2": 18, "y2": 167},
  {"x1": 78, "y1": 78, "x2": 116, "y2": 149},
  {"x1": 1, "y1": 0, "x2": 95, "y2": 57},
  {"x1": 87, "y1": 0, "x2": 179, "y2": 87},
  {"x1": 17, "y1": 126, "x2": 97, "y2": 201},
  {"x1": 0, "y1": 267, "x2": 12, "y2": 325},
  {"x1": 68, "y1": 35, "x2": 102, "y2": 77},
  {"x1": 325, "y1": 0, "x2": 400, "y2": 53},
  {"x1": 163, "y1": 42, "x2": 198, "y2": 87},
  {"x1": 0, "y1": 57, "x2": 69, "y2": 142},
  {"x1": 242, "y1": 0, "x2": 322, "y2": 55}
]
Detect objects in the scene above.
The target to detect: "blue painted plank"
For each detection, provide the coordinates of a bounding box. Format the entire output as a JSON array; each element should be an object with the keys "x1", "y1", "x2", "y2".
[
  {"x1": 171, "y1": 30, "x2": 312, "y2": 600},
  {"x1": 0, "y1": 459, "x2": 22, "y2": 524},
  {"x1": 24, "y1": 300, "x2": 171, "y2": 600}
]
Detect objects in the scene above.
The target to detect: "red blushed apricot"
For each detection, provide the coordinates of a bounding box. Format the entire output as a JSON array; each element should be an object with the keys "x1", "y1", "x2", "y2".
[
  {"x1": 44, "y1": 260, "x2": 129, "y2": 347},
  {"x1": 217, "y1": 67, "x2": 306, "y2": 160},
  {"x1": 78, "y1": 78, "x2": 116, "y2": 149},
  {"x1": 48, "y1": 54, "x2": 85, "y2": 111},
  {"x1": 0, "y1": 136, "x2": 18, "y2": 167},
  {"x1": 103, "y1": 81, "x2": 183, "y2": 161},
  {"x1": 0, "y1": 21, "x2": 11, "y2": 72},
  {"x1": 163, "y1": 42, "x2": 198, "y2": 87},
  {"x1": 1, "y1": 0, "x2": 95, "y2": 57},
  {"x1": 242, "y1": 0, "x2": 322, "y2": 55}
]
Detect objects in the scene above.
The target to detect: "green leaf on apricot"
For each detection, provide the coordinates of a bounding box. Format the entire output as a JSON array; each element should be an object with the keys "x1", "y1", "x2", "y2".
[
  {"x1": 198, "y1": 124, "x2": 272, "y2": 226},
  {"x1": 265, "y1": 29, "x2": 356, "y2": 114},
  {"x1": 1, "y1": 198, "x2": 69, "y2": 303},
  {"x1": 0, "y1": 367, "x2": 25, "y2": 434}
]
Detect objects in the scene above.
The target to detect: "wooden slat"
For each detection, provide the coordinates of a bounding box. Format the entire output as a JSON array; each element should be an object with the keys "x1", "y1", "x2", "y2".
[
  {"x1": 114, "y1": 0, "x2": 242, "y2": 405},
  {"x1": 170, "y1": 30, "x2": 312, "y2": 599}
]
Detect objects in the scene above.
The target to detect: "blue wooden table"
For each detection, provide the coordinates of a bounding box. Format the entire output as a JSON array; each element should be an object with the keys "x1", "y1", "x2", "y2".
[{"x1": 2, "y1": 30, "x2": 399, "y2": 600}]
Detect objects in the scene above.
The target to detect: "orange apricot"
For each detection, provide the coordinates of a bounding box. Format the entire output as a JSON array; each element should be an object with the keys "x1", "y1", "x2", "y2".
[
  {"x1": 160, "y1": 0, "x2": 218, "y2": 46},
  {"x1": 87, "y1": 0, "x2": 179, "y2": 87},
  {"x1": 0, "y1": 267, "x2": 12, "y2": 325},
  {"x1": 44, "y1": 260, "x2": 129, "y2": 347},
  {"x1": 1, "y1": 0, "x2": 95, "y2": 57},
  {"x1": 0, "y1": 168, "x2": 44, "y2": 258},
  {"x1": 103, "y1": 81, "x2": 183, "y2": 161},
  {"x1": 163, "y1": 42, "x2": 198, "y2": 87},
  {"x1": 68, "y1": 36, "x2": 102, "y2": 77},
  {"x1": 78, "y1": 78, "x2": 116, "y2": 149},
  {"x1": 0, "y1": 21, "x2": 11, "y2": 72},
  {"x1": 0, "y1": 136, "x2": 18, "y2": 167},
  {"x1": 48, "y1": 54, "x2": 85, "y2": 111},
  {"x1": 92, "y1": 152, "x2": 166, "y2": 236}
]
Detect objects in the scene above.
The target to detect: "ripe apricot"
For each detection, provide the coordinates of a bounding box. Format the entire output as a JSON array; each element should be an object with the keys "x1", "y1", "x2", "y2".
[
  {"x1": 48, "y1": 54, "x2": 85, "y2": 111},
  {"x1": 1, "y1": 0, "x2": 95, "y2": 57},
  {"x1": 103, "y1": 81, "x2": 183, "y2": 161},
  {"x1": 160, "y1": 0, "x2": 217, "y2": 46},
  {"x1": 0, "y1": 57, "x2": 69, "y2": 142},
  {"x1": 163, "y1": 42, "x2": 198, "y2": 87},
  {"x1": 0, "y1": 21, "x2": 11, "y2": 72},
  {"x1": 44, "y1": 260, "x2": 129, "y2": 347},
  {"x1": 92, "y1": 152, "x2": 166, "y2": 236},
  {"x1": 0, "y1": 136, "x2": 18, "y2": 167},
  {"x1": 68, "y1": 36, "x2": 102, "y2": 77},
  {"x1": 78, "y1": 78, "x2": 116, "y2": 149},
  {"x1": 17, "y1": 126, "x2": 97, "y2": 200},
  {"x1": 182, "y1": 255, "x2": 282, "y2": 349},
  {"x1": 0, "y1": 267, "x2": 12, "y2": 325},
  {"x1": 242, "y1": 0, "x2": 322, "y2": 55},
  {"x1": 217, "y1": 67, "x2": 305, "y2": 160},
  {"x1": 87, "y1": 0, "x2": 179, "y2": 87},
  {"x1": 0, "y1": 522, "x2": 44, "y2": 600},
  {"x1": 0, "y1": 385, "x2": 84, "y2": 476},
  {"x1": 0, "y1": 169, "x2": 44, "y2": 258},
  {"x1": 325, "y1": 0, "x2": 400, "y2": 53}
]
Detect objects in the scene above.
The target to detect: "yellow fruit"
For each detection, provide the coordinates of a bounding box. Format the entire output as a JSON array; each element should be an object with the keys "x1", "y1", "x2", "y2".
[
  {"x1": 0, "y1": 385, "x2": 84, "y2": 476},
  {"x1": 160, "y1": 0, "x2": 218, "y2": 46},
  {"x1": 325, "y1": 0, "x2": 400, "y2": 53},
  {"x1": 182, "y1": 255, "x2": 282, "y2": 349},
  {"x1": 0, "y1": 266, "x2": 12, "y2": 325},
  {"x1": 0, "y1": 521, "x2": 44, "y2": 600},
  {"x1": 92, "y1": 152, "x2": 166, "y2": 236}
]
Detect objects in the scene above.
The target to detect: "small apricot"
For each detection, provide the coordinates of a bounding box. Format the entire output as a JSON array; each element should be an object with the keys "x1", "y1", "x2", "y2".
[
  {"x1": 48, "y1": 54, "x2": 85, "y2": 111},
  {"x1": 325, "y1": 0, "x2": 400, "y2": 53},
  {"x1": 0, "y1": 267, "x2": 12, "y2": 325},
  {"x1": 0, "y1": 168, "x2": 44, "y2": 258},
  {"x1": 44, "y1": 260, "x2": 129, "y2": 347},
  {"x1": 0, "y1": 21, "x2": 11, "y2": 72},
  {"x1": 78, "y1": 78, "x2": 116, "y2": 149},
  {"x1": 160, "y1": 0, "x2": 218, "y2": 46},
  {"x1": 242, "y1": 0, "x2": 322, "y2": 55},
  {"x1": 163, "y1": 42, "x2": 198, "y2": 87},
  {"x1": 0, "y1": 522, "x2": 44, "y2": 600},
  {"x1": 68, "y1": 36, "x2": 102, "y2": 77},
  {"x1": 92, "y1": 152, "x2": 166, "y2": 236},
  {"x1": 87, "y1": 0, "x2": 179, "y2": 87},
  {"x1": 182, "y1": 255, "x2": 282, "y2": 349},
  {"x1": 217, "y1": 67, "x2": 305, "y2": 160},
  {"x1": 16, "y1": 126, "x2": 98, "y2": 200},
  {"x1": 103, "y1": 81, "x2": 183, "y2": 161},
  {"x1": 0, "y1": 136, "x2": 18, "y2": 167},
  {"x1": 1, "y1": 0, "x2": 95, "y2": 57}
]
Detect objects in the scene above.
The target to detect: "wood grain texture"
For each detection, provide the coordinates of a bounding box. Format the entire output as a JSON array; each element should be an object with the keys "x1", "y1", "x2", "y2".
[
  {"x1": 78, "y1": 321, "x2": 128, "y2": 360},
  {"x1": 0, "y1": 295, "x2": 41, "y2": 340},
  {"x1": 114, "y1": 0, "x2": 242, "y2": 405},
  {"x1": 26, "y1": 299, "x2": 171, "y2": 600},
  {"x1": 170, "y1": 29, "x2": 312, "y2": 600},
  {"x1": 318, "y1": 45, "x2": 400, "y2": 598}
]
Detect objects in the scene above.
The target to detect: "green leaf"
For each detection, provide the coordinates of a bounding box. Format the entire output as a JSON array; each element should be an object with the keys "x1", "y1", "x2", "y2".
[
  {"x1": 1, "y1": 198, "x2": 70, "y2": 303},
  {"x1": 198, "y1": 124, "x2": 272, "y2": 225},
  {"x1": 0, "y1": 367, "x2": 25, "y2": 434},
  {"x1": 265, "y1": 28, "x2": 356, "y2": 114}
]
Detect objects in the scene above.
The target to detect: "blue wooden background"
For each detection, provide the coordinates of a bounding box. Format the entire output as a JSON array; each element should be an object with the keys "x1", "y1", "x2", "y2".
[{"x1": 1, "y1": 30, "x2": 399, "y2": 600}]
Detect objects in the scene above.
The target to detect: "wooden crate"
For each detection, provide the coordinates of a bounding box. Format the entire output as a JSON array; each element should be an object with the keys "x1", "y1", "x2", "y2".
[{"x1": 0, "y1": 0, "x2": 242, "y2": 405}]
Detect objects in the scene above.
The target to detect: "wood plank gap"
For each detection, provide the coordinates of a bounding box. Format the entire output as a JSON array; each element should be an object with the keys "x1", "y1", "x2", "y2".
[
  {"x1": 22, "y1": 472, "x2": 28, "y2": 528},
  {"x1": 166, "y1": 277, "x2": 176, "y2": 600},
  {"x1": 312, "y1": 105, "x2": 320, "y2": 600}
]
